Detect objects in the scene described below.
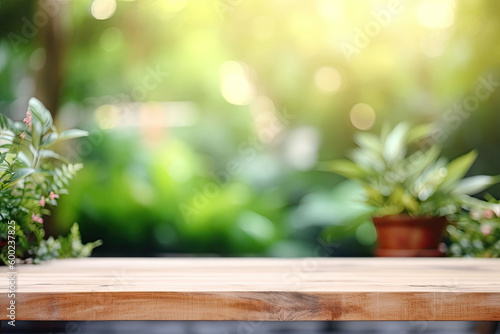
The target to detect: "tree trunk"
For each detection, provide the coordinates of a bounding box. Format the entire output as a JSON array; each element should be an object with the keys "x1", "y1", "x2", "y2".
[{"x1": 34, "y1": 0, "x2": 67, "y2": 119}]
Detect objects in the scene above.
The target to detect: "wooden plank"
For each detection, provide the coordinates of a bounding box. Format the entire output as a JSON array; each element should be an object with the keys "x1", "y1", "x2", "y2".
[{"x1": 1, "y1": 258, "x2": 499, "y2": 321}]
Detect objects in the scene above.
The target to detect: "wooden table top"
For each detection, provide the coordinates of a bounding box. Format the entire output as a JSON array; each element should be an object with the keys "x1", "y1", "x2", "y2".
[{"x1": 1, "y1": 257, "x2": 499, "y2": 321}]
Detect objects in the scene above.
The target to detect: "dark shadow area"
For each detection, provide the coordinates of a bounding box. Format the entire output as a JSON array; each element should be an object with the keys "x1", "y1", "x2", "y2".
[{"x1": 2, "y1": 320, "x2": 498, "y2": 334}]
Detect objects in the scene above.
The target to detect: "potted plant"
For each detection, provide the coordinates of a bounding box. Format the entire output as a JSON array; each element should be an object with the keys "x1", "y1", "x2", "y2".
[
  {"x1": 0, "y1": 98, "x2": 101, "y2": 264},
  {"x1": 324, "y1": 122, "x2": 499, "y2": 256}
]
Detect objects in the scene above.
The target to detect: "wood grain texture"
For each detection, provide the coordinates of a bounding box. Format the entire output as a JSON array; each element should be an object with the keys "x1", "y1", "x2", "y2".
[{"x1": 1, "y1": 257, "x2": 499, "y2": 321}]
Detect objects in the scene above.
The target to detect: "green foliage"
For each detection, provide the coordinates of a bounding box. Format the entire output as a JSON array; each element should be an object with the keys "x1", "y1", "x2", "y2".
[
  {"x1": 448, "y1": 200, "x2": 500, "y2": 257},
  {"x1": 291, "y1": 180, "x2": 377, "y2": 254},
  {"x1": 56, "y1": 132, "x2": 290, "y2": 256},
  {"x1": 32, "y1": 223, "x2": 103, "y2": 264},
  {"x1": 323, "y1": 123, "x2": 500, "y2": 217},
  {"x1": 2, "y1": 1, "x2": 500, "y2": 258},
  {"x1": 0, "y1": 98, "x2": 100, "y2": 264}
]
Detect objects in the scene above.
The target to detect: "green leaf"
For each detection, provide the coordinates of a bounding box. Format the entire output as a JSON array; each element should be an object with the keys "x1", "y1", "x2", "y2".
[
  {"x1": 459, "y1": 195, "x2": 497, "y2": 211},
  {"x1": 11, "y1": 121, "x2": 27, "y2": 132},
  {"x1": 405, "y1": 145, "x2": 441, "y2": 181},
  {"x1": 388, "y1": 185, "x2": 405, "y2": 205},
  {"x1": 354, "y1": 132, "x2": 381, "y2": 152},
  {"x1": 41, "y1": 132, "x2": 58, "y2": 147},
  {"x1": 2, "y1": 168, "x2": 36, "y2": 189},
  {"x1": 15, "y1": 151, "x2": 32, "y2": 167},
  {"x1": 0, "y1": 113, "x2": 13, "y2": 130},
  {"x1": 364, "y1": 186, "x2": 384, "y2": 206},
  {"x1": 29, "y1": 144, "x2": 38, "y2": 158},
  {"x1": 31, "y1": 116, "x2": 42, "y2": 149},
  {"x1": 383, "y1": 122, "x2": 409, "y2": 162},
  {"x1": 56, "y1": 223, "x2": 102, "y2": 259},
  {"x1": 402, "y1": 193, "x2": 419, "y2": 214},
  {"x1": 58, "y1": 129, "x2": 89, "y2": 141},
  {"x1": 452, "y1": 175, "x2": 500, "y2": 195},
  {"x1": 0, "y1": 134, "x2": 15, "y2": 142},
  {"x1": 348, "y1": 148, "x2": 384, "y2": 170},
  {"x1": 320, "y1": 160, "x2": 367, "y2": 179},
  {"x1": 39, "y1": 150, "x2": 69, "y2": 163},
  {"x1": 29, "y1": 97, "x2": 53, "y2": 135},
  {"x1": 4, "y1": 153, "x2": 16, "y2": 164},
  {"x1": 406, "y1": 123, "x2": 433, "y2": 144},
  {"x1": 443, "y1": 150, "x2": 478, "y2": 187}
]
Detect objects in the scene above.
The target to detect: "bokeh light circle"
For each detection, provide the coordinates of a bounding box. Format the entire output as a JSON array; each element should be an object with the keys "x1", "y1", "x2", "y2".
[
  {"x1": 91, "y1": 0, "x2": 117, "y2": 20},
  {"x1": 417, "y1": 0, "x2": 455, "y2": 29},
  {"x1": 219, "y1": 61, "x2": 256, "y2": 106},
  {"x1": 314, "y1": 67, "x2": 342, "y2": 93},
  {"x1": 349, "y1": 103, "x2": 376, "y2": 130}
]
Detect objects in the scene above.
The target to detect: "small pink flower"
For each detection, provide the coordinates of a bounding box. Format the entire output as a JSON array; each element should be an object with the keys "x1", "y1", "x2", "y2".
[
  {"x1": 20, "y1": 132, "x2": 26, "y2": 139},
  {"x1": 31, "y1": 213, "x2": 43, "y2": 224},
  {"x1": 23, "y1": 110, "x2": 32, "y2": 127},
  {"x1": 483, "y1": 210, "x2": 495, "y2": 219},
  {"x1": 40, "y1": 196, "x2": 45, "y2": 207},
  {"x1": 49, "y1": 191, "x2": 59, "y2": 200},
  {"x1": 481, "y1": 224, "x2": 492, "y2": 236}
]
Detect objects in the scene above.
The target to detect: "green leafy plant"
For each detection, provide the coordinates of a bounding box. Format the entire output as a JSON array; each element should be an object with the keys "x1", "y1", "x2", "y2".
[
  {"x1": 0, "y1": 98, "x2": 101, "y2": 264},
  {"x1": 323, "y1": 123, "x2": 500, "y2": 217},
  {"x1": 448, "y1": 197, "x2": 500, "y2": 258}
]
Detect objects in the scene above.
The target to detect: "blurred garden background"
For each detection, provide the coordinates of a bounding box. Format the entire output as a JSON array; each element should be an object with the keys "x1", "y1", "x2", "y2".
[{"x1": 0, "y1": 0, "x2": 499, "y2": 257}]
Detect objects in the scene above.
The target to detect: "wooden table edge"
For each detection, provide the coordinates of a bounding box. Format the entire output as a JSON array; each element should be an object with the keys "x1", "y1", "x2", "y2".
[{"x1": 2, "y1": 290, "x2": 499, "y2": 321}]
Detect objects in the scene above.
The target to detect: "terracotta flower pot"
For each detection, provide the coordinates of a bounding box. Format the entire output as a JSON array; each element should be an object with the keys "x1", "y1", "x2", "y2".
[{"x1": 372, "y1": 215, "x2": 448, "y2": 257}]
